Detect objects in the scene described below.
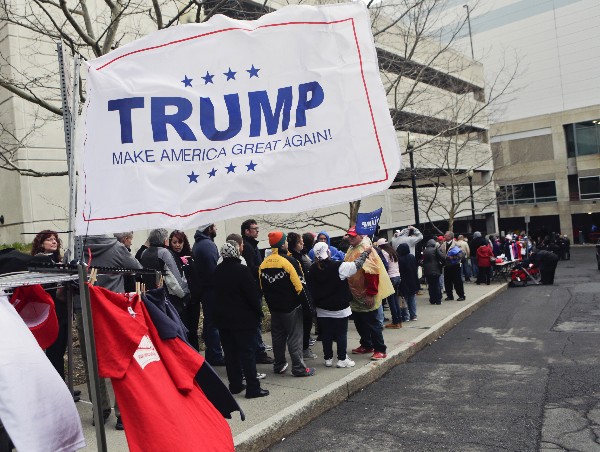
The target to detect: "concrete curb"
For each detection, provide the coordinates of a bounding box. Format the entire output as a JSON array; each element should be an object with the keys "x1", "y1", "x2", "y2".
[{"x1": 234, "y1": 283, "x2": 508, "y2": 451}]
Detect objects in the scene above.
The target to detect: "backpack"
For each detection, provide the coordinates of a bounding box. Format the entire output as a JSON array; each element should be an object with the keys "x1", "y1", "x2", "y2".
[{"x1": 446, "y1": 246, "x2": 462, "y2": 265}]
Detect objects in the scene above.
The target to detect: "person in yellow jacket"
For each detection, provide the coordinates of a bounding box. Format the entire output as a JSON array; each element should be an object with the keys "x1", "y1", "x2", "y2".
[
  {"x1": 344, "y1": 226, "x2": 394, "y2": 360},
  {"x1": 259, "y1": 231, "x2": 315, "y2": 377}
]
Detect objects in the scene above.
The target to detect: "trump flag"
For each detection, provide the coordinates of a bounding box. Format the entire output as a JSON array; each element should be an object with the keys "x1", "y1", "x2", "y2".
[{"x1": 76, "y1": 2, "x2": 401, "y2": 235}]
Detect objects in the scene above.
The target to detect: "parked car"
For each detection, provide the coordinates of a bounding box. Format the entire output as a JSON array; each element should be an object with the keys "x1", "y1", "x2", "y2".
[{"x1": 596, "y1": 240, "x2": 600, "y2": 270}]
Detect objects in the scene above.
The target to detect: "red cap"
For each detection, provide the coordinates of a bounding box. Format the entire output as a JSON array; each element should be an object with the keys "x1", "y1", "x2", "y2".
[
  {"x1": 346, "y1": 226, "x2": 359, "y2": 237},
  {"x1": 10, "y1": 285, "x2": 59, "y2": 350},
  {"x1": 437, "y1": 236, "x2": 444, "y2": 241}
]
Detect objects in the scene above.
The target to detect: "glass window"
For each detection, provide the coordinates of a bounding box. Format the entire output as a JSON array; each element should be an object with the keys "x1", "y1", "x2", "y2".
[
  {"x1": 579, "y1": 176, "x2": 600, "y2": 200},
  {"x1": 564, "y1": 124, "x2": 575, "y2": 158},
  {"x1": 534, "y1": 181, "x2": 557, "y2": 202},
  {"x1": 499, "y1": 181, "x2": 557, "y2": 204},
  {"x1": 575, "y1": 123, "x2": 598, "y2": 155}
]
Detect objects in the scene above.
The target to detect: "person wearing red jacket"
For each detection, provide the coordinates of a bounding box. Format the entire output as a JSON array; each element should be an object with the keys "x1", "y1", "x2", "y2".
[{"x1": 476, "y1": 241, "x2": 495, "y2": 285}]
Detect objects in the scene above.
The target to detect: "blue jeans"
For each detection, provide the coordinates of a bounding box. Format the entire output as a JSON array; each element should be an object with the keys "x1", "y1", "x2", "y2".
[
  {"x1": 462, "y1": 259, "x2": 471, "y2": 280},
  {"x1": 386, "y1": 276, "x2": 402, "y2": 324},
  {"x1": 376, "y1": 304, "x2": 384, "y2": 327},
  {"x1": 471, "y1": 256, "x2": 479, "y2": 278},
  {"x1": 200, "y1": 291, "x2": 224, "y2": 364},
  {"x1": 318, "y1": 316, "x2": 349, "y2": 360},
  {"x1": 404, "y1": 293, "x2": 417, "y2": 320}
]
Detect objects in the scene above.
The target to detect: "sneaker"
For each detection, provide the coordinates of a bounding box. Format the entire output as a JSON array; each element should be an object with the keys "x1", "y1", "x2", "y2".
[
  {"x1": 263, "y1": 344, "x2": 273, "y2": 352},
  {"x1": 410, "y1": 316, "x2": 418, "y2": 321},
  {"x1": 336, "y1": 356, "x2": 355, "y2": 368},
  {"x1": 457, "y1": 297, "x2": 466, "y2": 301},
  {"x1": 385, "y1": 323, "x2": 402, "y2": 329},
  {"x1": 352, "y1": 346, "x2": 374, "y2": 354},
  {"x1": 308, "y1": 337, "x2": 317, "y2": 346},
  {"x1": 274, "y1": 362, "x2": 288, "y2": 374},
  {"x1": 324, "y1": 358, "x2": 333, "y2": 367},
  {"x1": 115, "y1": 417, "x2": 124, "y2": 431},
  {"x1": 303, "y1": 348, "x2": 317, "y2": 359},
  {"x1": 293, "y1": 367, "x2": 316, "y2": 377},
  {"x1": 371, "y1": 352, "x2": 387, "y2": 360},
  {"x1": 257, "y1": 353, "x2": 275, "y2": 365},
  {"x1": 256, "y1": 373, "x2": 267, "y2": 380}
]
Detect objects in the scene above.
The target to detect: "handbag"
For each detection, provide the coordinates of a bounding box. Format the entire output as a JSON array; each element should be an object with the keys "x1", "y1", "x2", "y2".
[{"x1": 399, "y1": 295, "x2": 407, "y2": 309}]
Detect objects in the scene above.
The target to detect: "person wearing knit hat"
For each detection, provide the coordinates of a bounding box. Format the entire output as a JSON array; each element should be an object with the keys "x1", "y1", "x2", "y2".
[
  {"x1": 268, "y1": 231, "x2": 287, "y2": 248},
  {"x1": 259, "y1": 231, "x2": 315, "y2": 377}
]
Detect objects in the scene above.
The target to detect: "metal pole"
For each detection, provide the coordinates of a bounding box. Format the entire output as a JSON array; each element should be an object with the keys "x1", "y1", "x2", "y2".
[
  {"x1": 464, "y1": 5, "x2": 475, "y2": 59},
  {"x1": 408, "y1": 144, "x2": 419, "y2": 225},
  {"x1": 77, "y1": 263, "x2": 107, "y2": 452},
  {"x1": 469, "y1": 174, "x2": 475, "y2": 225}
]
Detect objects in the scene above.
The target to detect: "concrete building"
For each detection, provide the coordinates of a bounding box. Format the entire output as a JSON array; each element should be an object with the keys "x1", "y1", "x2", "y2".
[
  {"x1": 0, "y1": 0, "x2": 497, "y2": 247},
  {"x1": 454, "y1": 0, "x2": 600, "y2": 242}
]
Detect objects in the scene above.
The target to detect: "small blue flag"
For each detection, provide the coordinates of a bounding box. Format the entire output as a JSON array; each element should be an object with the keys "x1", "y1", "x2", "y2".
[{"x1": 355, "y1": 208, "x2": 382, "y2": 236}]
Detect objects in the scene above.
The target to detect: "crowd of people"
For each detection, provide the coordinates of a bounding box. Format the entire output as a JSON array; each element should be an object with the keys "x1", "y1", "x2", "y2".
[{"x1": 13, "y1": 223, "x2": 572, "y2": 432}]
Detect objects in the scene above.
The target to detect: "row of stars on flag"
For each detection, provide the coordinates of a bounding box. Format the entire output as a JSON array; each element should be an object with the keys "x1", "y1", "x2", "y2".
[
  {"x1": 181, "y1": 65, "x2": 260, "y2": 87},
  {"x1": 187, "y1": 160, "x2": 258, "y2": 182}
]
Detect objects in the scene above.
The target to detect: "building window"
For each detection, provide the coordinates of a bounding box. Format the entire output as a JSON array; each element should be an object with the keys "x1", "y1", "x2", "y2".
[
  {"x1": 499, "y1": 181, "x2": 557, "y2": 205},
  {"x1": 579, "y1": 176, "x2": 600, "y2": 200},
  {"x1": 564, "y1": 120, "x2": 600, "y2": 157}
]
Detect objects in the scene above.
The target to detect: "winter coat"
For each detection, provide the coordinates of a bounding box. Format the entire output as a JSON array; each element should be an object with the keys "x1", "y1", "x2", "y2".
[
  {"x1": 422, "y1": 239, "x2": 445, "y2": 277},
  {"x1": 391, "y1": 227, "x2": 423, "y2": 256},
  {"x1": 307, "y1": 260, "x2": 353, "y2": 312},
  {"x1": 469, "y1": 233, "x2": 487, "y2": 257},
  {"x1": 476, "y1": 244, "x2": 494, "y2": 268},
  {"x1": 241, "y1": 235, "x2": 262, "y2": 287},
  {"x1": 307, "y1": 231, "x2": 345, "y2": 262},
  {"x1": 214, "y1": 257, "x2": 262, "y2": 330},
  {"x1": 397, "y1": 243, "x2": 420, "y2": 298},
  {"x1": 192, "y1": 229, "x2": 219, "y2": 293}
]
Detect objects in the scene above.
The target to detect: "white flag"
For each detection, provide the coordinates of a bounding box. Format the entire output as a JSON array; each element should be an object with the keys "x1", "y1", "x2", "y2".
[{"x1": 76, "y1": 2, "x2": 401, "y2": 234}]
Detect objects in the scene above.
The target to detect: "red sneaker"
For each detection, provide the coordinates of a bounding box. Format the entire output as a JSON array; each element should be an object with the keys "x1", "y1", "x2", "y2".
[
  {"x1": 351, "y1": 346, "x2": 374, "y2": 354},
  {"x1": 371, "y1": 352, "x2": 387, "y2": 360}
]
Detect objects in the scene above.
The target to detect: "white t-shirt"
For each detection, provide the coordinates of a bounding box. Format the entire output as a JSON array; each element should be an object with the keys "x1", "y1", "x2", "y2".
[{"x1": 0, "y1": 292, "x2": 85, "y2": 452}]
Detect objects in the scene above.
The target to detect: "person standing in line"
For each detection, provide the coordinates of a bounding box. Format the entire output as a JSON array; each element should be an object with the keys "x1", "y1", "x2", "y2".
[
  {"x1": 192, "y1": 223, "x2": 225, "y2": 366},
  {"x1": 214, "y1": 241, "x2": 269, "y2": 399},
  {"x1": 469, "y1": 232, "x2": 487, "y2": 281},
  {"x1": 422, "y1": 239, "x2": 445, "y2": 305},
  {"x1": 240, "y1": 219, "x2": 275, "y2": 365},
  {"x1": 396, "y1": 243, "x2": 420, "y2": 321},
  {"x1": 307, "y1": 231, "x2": 346, "y2": 262},
  {"x1": 344, "y1": 227, "x2": 394, "y2": 361},
  {"x1": 259, "y1": 231, "x2": 315, "y2": 377},
  {"x1": 475, "y1": 239, "x2": 494, "y2": 285},
  {"x1": 287, "y1": 232, "x2": 317, "y2": 360},
  {"x1": 441, "y1": 231, "x2": 466, "y2": 301},
  {"x1": 168, "y1": 230, "x2": 201, "y2": 350},
  {"x1": 307, "y1": 242, "x2": 373, "y2": 368},
  {"x1": 456, "y1": 235, "x2": 471, "y2": 282},
  {"x1": 375, "y1": 239, "x2": 402, "y2": 328}
]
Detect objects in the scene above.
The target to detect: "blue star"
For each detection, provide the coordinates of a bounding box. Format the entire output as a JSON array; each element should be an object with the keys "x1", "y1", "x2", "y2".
[
  {"x1": 187, "y1": 171, "x2": 199, "y2": 183},
  {"x1": 225, "y1": 163, "x2": 236, "y2": 173},
  {"x1": 201, "y1": 71, "x2": 214, "y2": 85},
  {"x1": 181, "y1": 75, "x2": 193, "y2": 87},
  {"x1": 223, "y1": 68, "x2": 237, "y2": 81},
  {"x1": 246, "y1": 65, "x2": 260, "y2": 78},
  {"x1": 246, "y1": 160, "x2": 257, "y2": 171},
  {"x1": 207, "y1": 168, "x2": 217, "y2": 178}
]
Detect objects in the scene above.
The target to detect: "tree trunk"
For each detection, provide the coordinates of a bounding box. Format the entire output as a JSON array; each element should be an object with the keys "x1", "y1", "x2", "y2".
[{"x1": 349, "y1": 200, "x2": 361, "y2": 227}]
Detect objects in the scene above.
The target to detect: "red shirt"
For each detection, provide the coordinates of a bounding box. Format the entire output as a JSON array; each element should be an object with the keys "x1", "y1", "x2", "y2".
[{"x1": 89, "y1": 285, "x2": 233, "y2": 452}]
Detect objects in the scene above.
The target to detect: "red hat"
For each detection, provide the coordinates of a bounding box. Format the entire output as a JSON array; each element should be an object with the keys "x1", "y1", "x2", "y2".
[
  {"x1": 10, "y1": 285, "x2": 59, "y2": 350},
  {"x1": 437, "y1": 236, "x2": 444, "y2": 241},
  {"x1": 346, "y1": 226, "x2": 359, "y2": 237}
]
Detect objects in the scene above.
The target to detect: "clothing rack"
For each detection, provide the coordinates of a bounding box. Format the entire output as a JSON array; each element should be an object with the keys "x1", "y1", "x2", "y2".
[{"x1": 0, "y1": 265, "x2": 164, "y2": 452}]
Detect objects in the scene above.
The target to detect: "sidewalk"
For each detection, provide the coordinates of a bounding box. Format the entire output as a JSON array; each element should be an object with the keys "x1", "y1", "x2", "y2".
[{"x1": 75, "y1": 280, "x2": 507, "y2": 451}]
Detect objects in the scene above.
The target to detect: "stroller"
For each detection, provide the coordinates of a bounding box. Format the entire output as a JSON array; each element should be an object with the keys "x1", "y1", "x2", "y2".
[{"x1": 509, "y1": 260, "x2": 541, "y2": 286}]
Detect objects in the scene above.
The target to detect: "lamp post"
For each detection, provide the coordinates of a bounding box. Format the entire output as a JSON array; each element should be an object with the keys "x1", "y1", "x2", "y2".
[
  {"x1": 463, "y1": 5, "x2": 475, "y2": 59},
  {"x1": 467, "y1": 169, "x2": 475, "y2": 230},
  {"x1": 407, "y1": 137, "x2": 420, "y2": 226}
]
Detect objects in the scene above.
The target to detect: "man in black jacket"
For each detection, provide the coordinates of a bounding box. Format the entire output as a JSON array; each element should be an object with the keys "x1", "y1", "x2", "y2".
[
  {"x1": 241, "y1": 219, "x2": 274, "y2": 365},
  {"x1": 469, "y1": 231, "x2": 487, "y2": 280},
  {"x1": 215, "y1": 241, "x2": 269, "y2": 398}
]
